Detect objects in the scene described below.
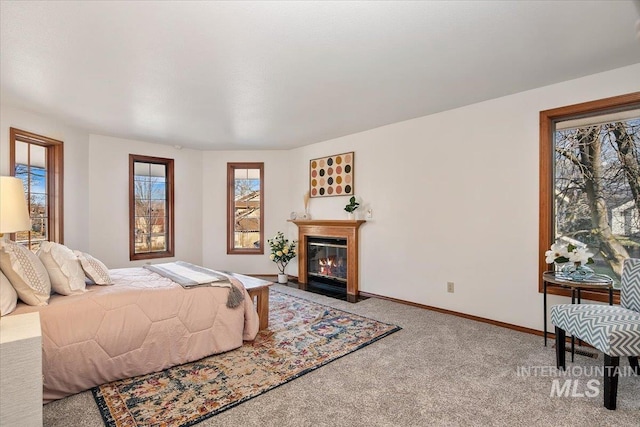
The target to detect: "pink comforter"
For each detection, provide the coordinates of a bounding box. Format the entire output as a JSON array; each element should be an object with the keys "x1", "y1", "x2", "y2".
[{"x1": 10, "y1": 268, "x2": 259, "y2": 402}]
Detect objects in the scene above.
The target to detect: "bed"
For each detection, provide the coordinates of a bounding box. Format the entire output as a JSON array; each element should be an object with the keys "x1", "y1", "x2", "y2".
[{"x1": 8, "y1": 267, "x2": 260, "y2": 403}]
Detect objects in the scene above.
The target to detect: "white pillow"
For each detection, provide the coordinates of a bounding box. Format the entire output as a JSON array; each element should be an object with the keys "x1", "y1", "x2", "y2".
[
  {"x1": 37, "y1": 241, "x2": 87, "y2": 295},
  {"x1": 0, "y1": 269, "x2": 18, "y2": 316},
  {"x1": 74, "y1": 250, "x2": 112, "y2": 285},
  {"x1": 0, "y1": 240, "x2": 51, "y2": 306}
]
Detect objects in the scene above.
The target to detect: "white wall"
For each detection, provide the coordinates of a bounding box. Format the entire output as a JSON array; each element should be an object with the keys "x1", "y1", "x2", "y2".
[
  {"x1": 0, "y1": 105, "x2": 91, "y2": 250},
  {"x1": 287, "y1": 63, "x2": 640, "y2": 331},
  {"x1": 88, "y1": 135, "x2": 203, "y2": 268},
  {"x1": 200, "y1": 150, "x2": 292, "y2": 274},
  {"x1": 2, "y1": 63, "x2": 638, "y2": 332}
]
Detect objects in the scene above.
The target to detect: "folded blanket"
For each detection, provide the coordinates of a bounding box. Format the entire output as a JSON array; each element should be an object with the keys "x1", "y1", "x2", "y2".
[{"x1": 144, "y1": 261, "x2": 244, "y2": 308}]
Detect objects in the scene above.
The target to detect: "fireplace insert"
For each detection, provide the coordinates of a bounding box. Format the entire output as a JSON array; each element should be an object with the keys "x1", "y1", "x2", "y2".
[{"x1": 307, "y1": 236, "x2": 348, "y2": 297}]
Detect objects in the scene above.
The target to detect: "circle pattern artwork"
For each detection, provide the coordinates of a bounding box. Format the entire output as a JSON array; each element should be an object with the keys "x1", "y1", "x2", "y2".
[{"x1": 309, "y1": 152, "x2": 354, "y2": 198}]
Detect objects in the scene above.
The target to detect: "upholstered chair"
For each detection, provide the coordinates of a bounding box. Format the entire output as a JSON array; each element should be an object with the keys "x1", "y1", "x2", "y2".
[{"x1": 551, "y1": 258, "x2": 640, "y2": 410}]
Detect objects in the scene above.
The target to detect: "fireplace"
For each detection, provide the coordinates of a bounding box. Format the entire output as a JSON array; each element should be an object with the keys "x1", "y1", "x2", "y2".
[
  {"x1": 289, "y1": 219, "x2": 365, "y2": 302},
  {"x1": 307, "y1": 237, "x2": 348, "y2": 291}
]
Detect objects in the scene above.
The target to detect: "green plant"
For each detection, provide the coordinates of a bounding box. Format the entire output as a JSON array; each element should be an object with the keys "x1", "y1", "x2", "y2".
[
  {"x1": 344, "y1": 196, "x2": 360, "y2": 213},
  {"x1": 267, "y1": 231, "x2": 297, "y2": 274}
]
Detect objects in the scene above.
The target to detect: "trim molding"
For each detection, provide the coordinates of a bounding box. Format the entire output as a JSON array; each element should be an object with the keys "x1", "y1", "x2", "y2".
[
  {"x1": 538, "y1": 92, "x2": 640, "y2": 303},
  {"x1": 128, "y1": 154, "x2": 175, "y2": 261},
  {"x1": 358, "y1": 291, "x2": 545, "y2": 337},
  {"x1": 10, "y1": 127, "x2": 64, "y2": 246},
  {"x1": 227, "y1": 162, "x2": 265, "y2": 255},
  {"x1": 251, "y1": 277, "x2": 552, "y2": 339}
]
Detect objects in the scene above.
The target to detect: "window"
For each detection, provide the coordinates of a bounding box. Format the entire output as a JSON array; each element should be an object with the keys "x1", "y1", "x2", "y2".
[
  {"x1": 129, "y1": 154, "x2": 174, "y2": 260},
  {"x1": 227, "y1": 163, "x2": 264, "y2": 254},
  {"x1": 539, "y1": 92, "x2": 640, "y2": 301},
  {"x1": 10, "y1": 128, "x2": 63, "y2": 251}
]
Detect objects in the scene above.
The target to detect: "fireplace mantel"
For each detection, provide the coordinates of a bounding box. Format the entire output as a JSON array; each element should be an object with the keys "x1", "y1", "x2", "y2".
[{"x1": 289, "y1": 219, "x2": 365, "y2": 302}]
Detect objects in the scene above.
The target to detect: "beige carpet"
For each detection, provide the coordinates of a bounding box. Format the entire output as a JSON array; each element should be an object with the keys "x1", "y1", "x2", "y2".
[{"x1": 44, "y1": 284, "x2": 640, "y2": 426}]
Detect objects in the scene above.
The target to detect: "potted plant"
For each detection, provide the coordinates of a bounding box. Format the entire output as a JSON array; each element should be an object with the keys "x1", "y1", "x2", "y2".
[
  {"x1": 344, "y1": 196, "x2": 360, "y2": 219},
  {"x1": 268, "y1": 231, "x2": 297, "y2": 283}
]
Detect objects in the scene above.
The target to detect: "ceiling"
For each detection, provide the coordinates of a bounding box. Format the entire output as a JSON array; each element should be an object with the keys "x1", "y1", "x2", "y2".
[{"x1": 1, "y1": 1, "x2": 639, "y2": 151}]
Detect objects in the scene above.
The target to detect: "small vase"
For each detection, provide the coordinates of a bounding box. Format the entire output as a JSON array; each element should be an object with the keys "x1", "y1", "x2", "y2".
[
  {"x1": 559, "y1": 262, "x2": 594, "y2": 280},
  {"x1": 347, "y1": 212, "x2": 354, "y2": 220},
  {"x1": 277, "y1": 274, "x2": 288, "y2": 284}
]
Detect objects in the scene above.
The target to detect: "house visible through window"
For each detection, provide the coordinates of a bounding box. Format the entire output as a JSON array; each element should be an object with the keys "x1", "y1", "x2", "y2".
[
  {"x1": 227, "y1": 163, "x2": 264, "y2": 254},
  {"x1": 10, "y1": 128, "x2": 63, "y2": 251},
  {"x1": 129, "y1": 154, "x2": 174, "y2": 260},
  {"x1": 540, "y1": 92, "x2": 640, "y2": 300}
]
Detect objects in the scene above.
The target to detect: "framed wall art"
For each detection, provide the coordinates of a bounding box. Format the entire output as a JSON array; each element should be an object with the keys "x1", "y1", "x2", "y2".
[{"x1": 309, "y1": 151, "x2": 354, "y2": 198}]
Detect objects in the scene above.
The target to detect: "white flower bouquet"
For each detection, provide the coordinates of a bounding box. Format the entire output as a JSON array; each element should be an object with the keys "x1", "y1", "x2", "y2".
[
  {"x1": 545, "y1": 242, "x2": 594, "y2": 266},
  {"x1": 267, "y1": 231, "x2": 297, "y2": 274},
  {"x1": 545, "y1": 242, "x2": 595, "y2": 279}
]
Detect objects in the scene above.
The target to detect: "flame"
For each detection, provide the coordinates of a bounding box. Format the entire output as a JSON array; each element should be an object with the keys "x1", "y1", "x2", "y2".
[{"x1": 319, "y1": 257, "x2": 337, "y2": 275}]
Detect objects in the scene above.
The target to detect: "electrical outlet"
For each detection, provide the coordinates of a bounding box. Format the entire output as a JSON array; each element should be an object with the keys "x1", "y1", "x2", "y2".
[
  {"x1": 366, "y1": 208, "x2": 373, "y2": 219},
  {"x1": 447, "y1": 282, "x2": 454, "y2": 293}
]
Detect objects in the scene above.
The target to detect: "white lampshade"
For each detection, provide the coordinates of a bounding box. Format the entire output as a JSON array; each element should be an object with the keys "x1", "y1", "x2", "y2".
[{"x1": 0, "y1": 176, "x2": 31, "y2": 234}]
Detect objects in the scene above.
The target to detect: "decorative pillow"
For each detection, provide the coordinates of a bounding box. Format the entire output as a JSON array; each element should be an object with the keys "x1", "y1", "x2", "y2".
[
  {"x1": 0, "y1": 269, "x2": 18, "y2": 316},
  {"x1": 74, "y1": 250, "x2": 113, "y2": 285},
  {"x1": 0, "y1": 240, "x2": 51, "y2": 306},
  {"x1": 37, "y1": 241, "x2": 87, "y2": 295}
]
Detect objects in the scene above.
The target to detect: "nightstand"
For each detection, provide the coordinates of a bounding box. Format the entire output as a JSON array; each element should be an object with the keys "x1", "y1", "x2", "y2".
[{"x1": 0, "y1": 312, "x2": 42, "y2": 426}]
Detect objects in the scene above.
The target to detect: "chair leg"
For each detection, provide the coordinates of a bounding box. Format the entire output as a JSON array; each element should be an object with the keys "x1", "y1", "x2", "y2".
[
  {"x1": 629, "y1": 356, "x2": 639, "y2": 375},
  {"x1": 555, "y1": 326, "x2": 566, "y2": 370},
  {"x1": 604, "y1": 354, "x2": 620, "y2": 410}
]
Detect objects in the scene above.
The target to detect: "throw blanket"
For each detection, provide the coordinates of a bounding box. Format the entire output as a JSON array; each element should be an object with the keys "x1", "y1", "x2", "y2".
[{"x1": 145, "y1": 261, "x2": 244, "y2": 308}]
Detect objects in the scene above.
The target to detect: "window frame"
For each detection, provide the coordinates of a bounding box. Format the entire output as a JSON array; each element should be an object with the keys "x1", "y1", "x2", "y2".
[
  {"x1": 227, "y1": 162, "x2": 264, "y2": 255},
  {"x1": 539, "y1": 92, "x2": 640, "y2": 302},
  {"x1": 129, "y1": 154, "x2": 175, "y2": 261},
  {"x1": 9, "y1": 127, "x2": 64, "y2": 247}
]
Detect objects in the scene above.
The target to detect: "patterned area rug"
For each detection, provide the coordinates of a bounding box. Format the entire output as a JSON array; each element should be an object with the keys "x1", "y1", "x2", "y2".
[{"x1": 92, "y1": 290, "x2": 401, "y2": 427}]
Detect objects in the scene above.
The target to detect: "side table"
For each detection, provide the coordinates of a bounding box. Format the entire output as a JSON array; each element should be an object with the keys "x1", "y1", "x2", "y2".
[{"x1": 542, "y1": 271, "x2": 614, "y2": 360}]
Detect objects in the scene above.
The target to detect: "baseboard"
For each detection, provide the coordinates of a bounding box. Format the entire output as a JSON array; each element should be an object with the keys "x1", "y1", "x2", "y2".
[
  {"x1": 248, "y1": 280, "x2": 550, "y2": 340},
  {"x1": 359, "y1": 291, "x2": 602, "y2": 351},
  {"x1": 358, "y1": 290, "x2": 544, "y2": 338}
]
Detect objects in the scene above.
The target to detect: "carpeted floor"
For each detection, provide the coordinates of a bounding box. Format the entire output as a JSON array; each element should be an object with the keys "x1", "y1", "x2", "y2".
[{"x1": 44, "y1": 284, "x2": 640, "y2": 427}]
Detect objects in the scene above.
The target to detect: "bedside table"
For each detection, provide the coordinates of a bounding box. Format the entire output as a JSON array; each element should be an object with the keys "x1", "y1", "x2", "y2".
[{"x1": 0, "y1": 312, "x2": 42, "y2": 426}]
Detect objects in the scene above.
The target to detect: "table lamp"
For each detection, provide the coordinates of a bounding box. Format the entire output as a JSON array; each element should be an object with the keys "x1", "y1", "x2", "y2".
[{"x1": 0, "y1": 176, "x2": 31, "y2": 240}]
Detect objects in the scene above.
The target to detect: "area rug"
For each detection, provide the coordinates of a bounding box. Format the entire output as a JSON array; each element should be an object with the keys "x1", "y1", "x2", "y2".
[{"x1": 92, "y1": 290, "x2": 401, "y2": 427}]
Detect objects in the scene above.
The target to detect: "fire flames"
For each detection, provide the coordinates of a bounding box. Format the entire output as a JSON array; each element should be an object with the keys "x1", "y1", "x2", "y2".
[
  {"x1": 319, "y1": 257, "x2": 335, "y2": 275},
  {"x1": 319, "y1": 256, "x2": 344, "y2": 276}
]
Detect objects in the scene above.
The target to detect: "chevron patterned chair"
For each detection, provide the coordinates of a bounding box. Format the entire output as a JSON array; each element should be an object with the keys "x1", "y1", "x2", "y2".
[{"x1": 551, "y1": 258, "x2": 640, "y2": 410}]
